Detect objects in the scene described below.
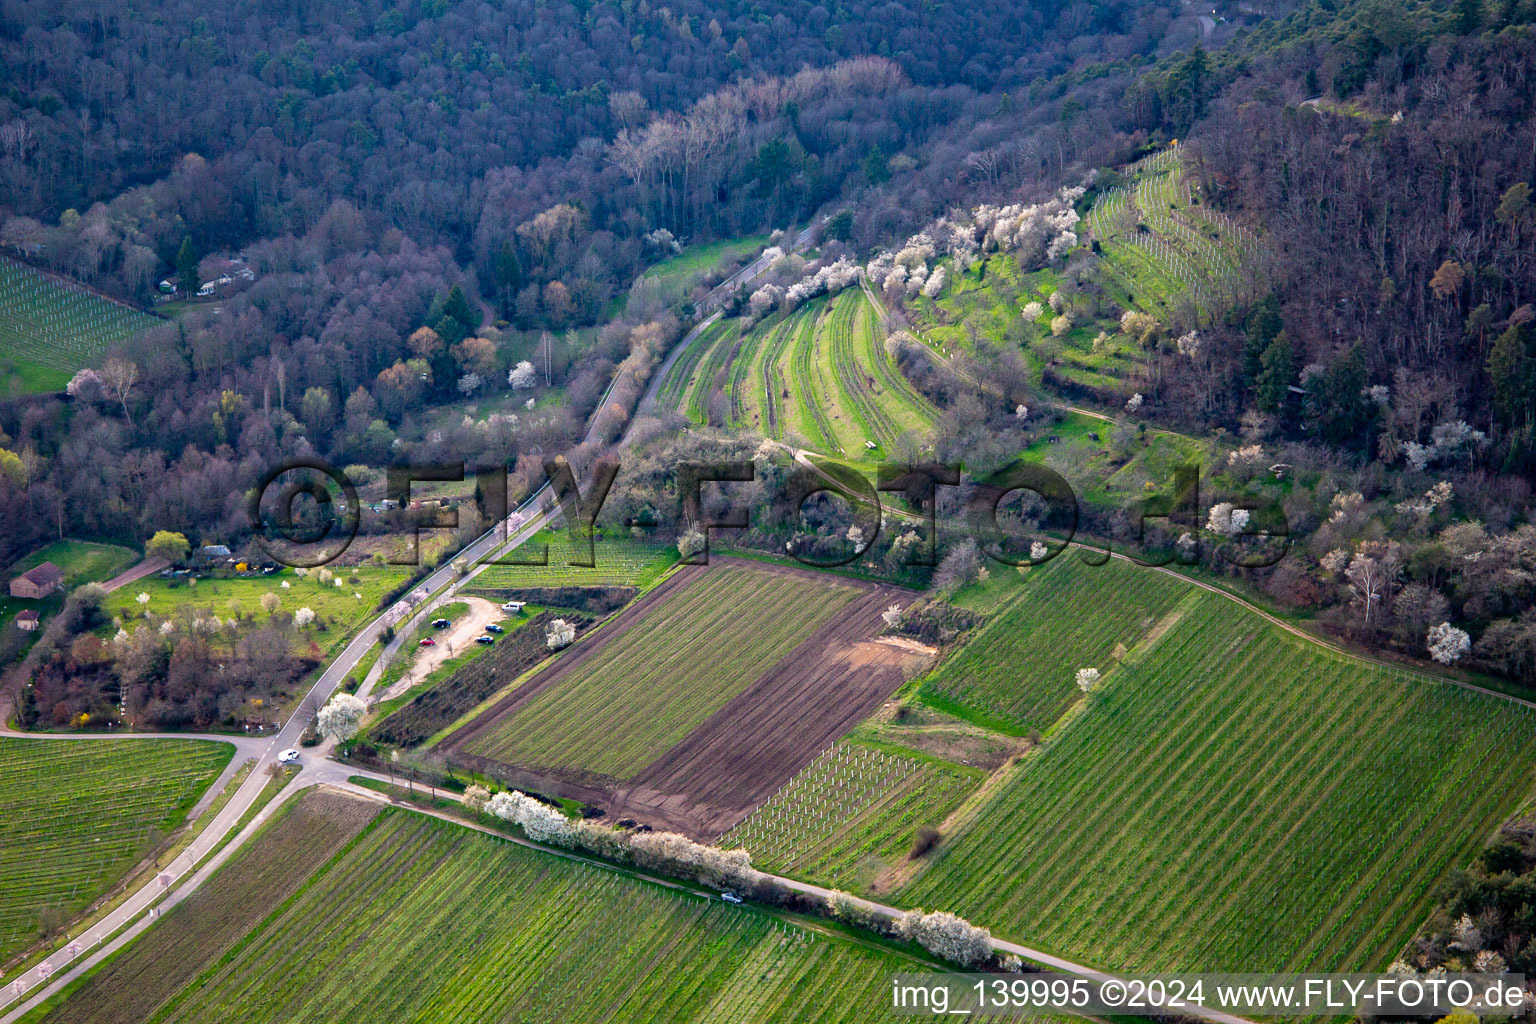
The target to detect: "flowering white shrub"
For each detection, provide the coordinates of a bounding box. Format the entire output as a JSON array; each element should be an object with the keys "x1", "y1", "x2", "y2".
[
  {"x1": 1075, "y1": 667, "x2": 1101, "y2": 692},
  {"x1": 545, "y1": 618, "x2": 576, "y2": 650},
  {"x1": 1124, "y1": 392, "x2": 1143, "y2": 412},
  {"x1": 294, "y1": 606, "x2": 316, "y2": 627},
  {"x1": 1050, "y1": 312, "x2": 1073, "y2": 336},
  {"x1": 785, "y1": 257, "x2": 859, "y2": 307},
  {"x1": 1206, "y1": 502, "x2": 1251, "y2": 538},
  {"x1": 1426, "y1": 622, "x2": 1471, "y2": 665},
  {"x1": 881, "y1": 604, "x2": 903, "y2": 629},
  {"x1": 1021, "y1": 300, "x2": 1044, "y2": 322},
  {"x1": 1227, "y1": 445, "x2": 1265, "y2": 468},
  {"x1": 1030, "y1": 541, "x2": 1048, "y2": 561},
  {"x1": 894, "y1": 909, "x2": 993, "y2": 968},
  {"x1": 920, "y1": 265, "x2": 946, "y2": 298},
  {"x1": 748, "y1": 284, "x2": 783, "y2": 317},
  {"x1": 486, "y1": 790, "x2": 576, "y2": 846}
]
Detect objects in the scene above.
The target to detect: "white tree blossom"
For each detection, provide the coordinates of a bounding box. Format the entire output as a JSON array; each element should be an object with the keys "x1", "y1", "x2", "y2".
[
  {"x1": 1473, "y1": 950, "x2": 1508, "y2": 974},
  {"x1": 894, "y1": 909, "x2": 993, "y2": 968},
  {"x1": 846, "y1": 524, "x2": 865, "y2": 548},
  {"x1": 1030, "y1": 541, "x2": 1048, "y2": 561},
  {"x1": 1226, "y1": 445, "x2": 1265, "y2": 468},
  {"x1": 1451, "y1": 914, "x2": 1484, "y2": 951},
  {"x1": 1124, "y1": 392, "x2": 1143, "y2": 412},
  {"x1": 546, "y1": 618, "x2": 576, "y2": 650},
  {"x1": 294, "y1": 606, "x2": 316, "y2": 627},
  {"x1": 457, "y1": 372, "x2": 482, "y2": 396},
  {"x1": 1426, "y1": 622, "x2": 1471, "y2": 665},
  {"x1": 508, "y1": 361, "x2": 538, "y2": 389},
  {"x1": 316, "y1": 693, "x2": 366, "y2": 742},
  {"x1": 677, "y1": 523, "x2": 706, "y2": 559},
  {"x1": 1014, "y1": 404, "x2": 1028, "y2": 419},
  {"x1": 1021, "y1": 300, "x2": 1044, "y2": 322},
  {"x1": 1206, "y1": 502, "x2": 1251, "y2": 538},
  {"x1": 1050, "y1": 312, "x2": 1074, "y2": 336},
  {"x1": 136, "y1": 592, "x2": 150, "y2": 607},
  {"x1": 748, "y1": 284, "x2": 783, "y2": 316},
  {"x1": 881, "y1": 604, "x2": 903, "y2": 629},
  {"x1": 486, "y1": 789, "x2": 577, "y2": 845},
  {"x1": 1075, "y1": 667, "x2": 1101, "y2": 692},
  {"x1": 463, "y1": 784, "x2": 490, "y2": 813},
  {"x1": 920, "y1": 265, "x2": 946, "y2": 298}
]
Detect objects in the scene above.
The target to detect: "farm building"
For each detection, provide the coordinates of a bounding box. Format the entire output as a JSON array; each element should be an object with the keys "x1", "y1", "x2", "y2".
[
  {"x1": 9, "y1": 561, "x2": 63, "y2": 599},
  {"x1": 13, "y1": 609, "x2": 39, "y2": 631}
]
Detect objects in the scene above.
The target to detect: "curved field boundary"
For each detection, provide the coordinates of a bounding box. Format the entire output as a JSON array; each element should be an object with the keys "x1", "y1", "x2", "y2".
[
  {"x1": 854, "y1": 292, "x2": 939, "y2": 423},
  {"x1": 682, "y1": 320, "x2": 737, "y2": 423},
  {"x1": 657, "y1": 319, "x2": 723, "y2": 411},
  {"x1": 725, "y1": 317, "x2": 767, "y2": 425},
  {"x1": 787, "y1": 301, "x2": 840, "y2": 452},
  {"x1": 756, "y1": 315, "x2": 798, "y2": 437}
]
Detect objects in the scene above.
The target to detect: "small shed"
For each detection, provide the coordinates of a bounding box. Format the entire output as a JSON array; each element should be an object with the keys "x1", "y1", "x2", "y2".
[
  {"x1": 10, "y1": 562, "x2": 64, "y2": 600},
  {"x1": 14, "y1": 609, "x2": 39, "y2": 631}
]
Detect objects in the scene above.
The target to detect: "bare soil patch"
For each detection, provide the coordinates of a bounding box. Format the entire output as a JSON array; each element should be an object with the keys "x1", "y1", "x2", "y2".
[{"x1": 441, "y1": 558, "x2": 928, "y2": 838}]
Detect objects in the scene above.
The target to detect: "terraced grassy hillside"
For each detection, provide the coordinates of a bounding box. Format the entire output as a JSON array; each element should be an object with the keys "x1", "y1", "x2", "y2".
[
  {"x1": 0, "y1": 259, "x2": 159, "y2": 396},
  {"x1": 902, "y1": 587, "x2": 1536, "y2": 973},
  {"x1": 37, "y1": 792, "x2": 944, "y2": 1024},
  {"x1": 0, "y1": 739, "x2": 232, "y2": 964},
  {"x1": 668, "y1": 289, "x2": 936, "y2": 460},
  {"x1": 1086, "y1": 148, "x2": 1265, "y2": 320}
]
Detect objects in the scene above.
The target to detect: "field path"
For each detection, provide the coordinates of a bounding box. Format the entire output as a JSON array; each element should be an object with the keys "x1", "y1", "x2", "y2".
[
  {"x1": 306, "y1": 776, "x2": 1267, "y2": 1024},
  {"x1": 98, "y1": 557, "x2": 168, "y2": 594},
  {"x1": 377, "y1": 596, "x2": 502, "y2": 702}
]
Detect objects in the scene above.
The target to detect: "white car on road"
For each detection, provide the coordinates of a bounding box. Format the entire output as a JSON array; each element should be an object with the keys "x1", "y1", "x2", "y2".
[{"x1": 277, "y1": 748, "x2": 301, "y2": 765}]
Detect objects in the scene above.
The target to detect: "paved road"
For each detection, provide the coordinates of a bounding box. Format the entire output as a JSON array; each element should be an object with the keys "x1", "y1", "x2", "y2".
[
  {"x1": 305, "y1": 768, "x2": 1263, "y2": 1024},
  {"x1": 0, "y1": 222, "x2": 1273, "y2": 1024}
]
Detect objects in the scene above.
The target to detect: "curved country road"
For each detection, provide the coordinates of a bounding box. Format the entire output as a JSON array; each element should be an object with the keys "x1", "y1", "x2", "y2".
[{"x1": 0, "y1": 230, "x2": 1287, "y2": 1024}]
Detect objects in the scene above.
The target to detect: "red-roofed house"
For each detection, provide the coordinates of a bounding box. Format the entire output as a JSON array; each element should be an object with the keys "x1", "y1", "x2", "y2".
[
  {"x1": 14, "y1": 609, "x2": 39, "y2": 631},
  {"x1": 10, "y1": 562, "x2": 64, "y2": 599}
]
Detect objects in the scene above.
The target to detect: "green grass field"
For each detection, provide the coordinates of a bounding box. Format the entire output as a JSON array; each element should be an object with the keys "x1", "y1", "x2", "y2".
[
  {"x1": 33, "y1": 791, "x2": 941, "y2": 1023},
  {"x1": 671, "y1": 290, "x2": 936, "y2": 460},
  {"x1": 635, "y1": 235, "x2": 769, "y2": 310},
  {"x1": 463, "y1": 565, "x2": 862, "y2": 780},
  {"x1": 722, "y1": 741, "x2": 981, "y2": 890},
  {"x1": 0, "y1": 738, "x2": 232, "y2": 965},
  {"x1": 102, "y1": 565, "x2": 414, "y2": 658},
  {"x1": 901, "y1": 588, "x2": 1536, "y2": 973},
  {"x1": 470, "y1": 530, "x2": 676, "y2": 590},
  {"x1": 7, "y1": 541, "x2": 140, "y2": 590},
  {"x1": 921, "y1": 555, "x2": 1190, "y2": 734},
  {"x1": 0, "y1": 259, "x2": 160, "y2": 396}
]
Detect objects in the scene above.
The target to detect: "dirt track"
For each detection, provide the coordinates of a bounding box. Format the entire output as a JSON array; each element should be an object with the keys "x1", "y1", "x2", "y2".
[
  {"x1": 441, "y1": 558, "x2": 929, "y2": 838},
  {"x1": 379, "y1": 596, "x2": 502, "y2": 702}
]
